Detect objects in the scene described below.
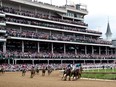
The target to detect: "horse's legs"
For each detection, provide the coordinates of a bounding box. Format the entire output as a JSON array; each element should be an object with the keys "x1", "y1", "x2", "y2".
[
  {"x1": 30, "y1": 73, "x2": 33, "y2": 78},
  {"x1": 69, "y1": 74, "x2": 71, "y2": 81},
  {"x1": 64, "y1": 74, "x2": 67, "y2": 81}
]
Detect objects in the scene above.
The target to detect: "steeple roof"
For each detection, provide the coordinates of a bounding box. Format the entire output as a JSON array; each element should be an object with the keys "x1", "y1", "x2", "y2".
[{"x1": 105, "y1": 22, "x2": 112, "y2": 36}]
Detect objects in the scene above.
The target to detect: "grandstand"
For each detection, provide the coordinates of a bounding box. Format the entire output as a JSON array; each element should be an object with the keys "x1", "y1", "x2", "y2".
[{"x1": 0, "y1": 0, "x2": 116, "y2": 65}]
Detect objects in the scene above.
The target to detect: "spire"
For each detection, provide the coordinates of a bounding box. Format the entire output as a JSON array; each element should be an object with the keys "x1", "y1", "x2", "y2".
[{"x1": 105, "y1": 20, "x2": 112, "y2": 41}]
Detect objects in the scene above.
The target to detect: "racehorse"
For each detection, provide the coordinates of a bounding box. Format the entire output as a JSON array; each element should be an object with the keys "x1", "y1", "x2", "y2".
[
  {"x1": 42, "y1": 68, "x2": 46, "y2": 76},
  {"x1": 36, "y1": 68, "x2": 39, "y2": 75},
  {"x1": 47, "y1": 68, "x2": 52, "y2": 76},
  {"x1": 62, "y1": 66, "x2": 83, "y2": 81},
  {"x1": 22, "y1": 69, "x2": 26, "y2": 76},
  {"x1": 0, "y1": 67, "x2": 5, "y2": 74},
  {"x1": 62, "y1": 68, "x2": 72, "y2": 81},
  {"x1": 30, "y1": 67, "x2": 35, "y2": 78}
]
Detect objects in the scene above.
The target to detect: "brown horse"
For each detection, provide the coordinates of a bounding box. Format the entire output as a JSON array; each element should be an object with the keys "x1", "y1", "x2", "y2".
[
  {"x1": 62, "y1": 67, "x2": 82, "y2": 81},
  {"x1": 36, "y1": 68, "x2": 39, "y2": 75},
  {"x1": 62, "y1": 68, "x2": 72, "y2": 81},
  {"x1": 22, "y1": 69, "x2": 26, "y2": 76},
  {"x1": 47, "y1": 68, "x2": 52, "y2": 76},
  {"x1": 0, "y1": 67, "x2": 5, "y2": 74},
  {"x1": 42, "y1": 68, "x2": 46, "y2": 76},
  {"x1": 30, "y1": 67, "x2": 35, "y2": 78}
]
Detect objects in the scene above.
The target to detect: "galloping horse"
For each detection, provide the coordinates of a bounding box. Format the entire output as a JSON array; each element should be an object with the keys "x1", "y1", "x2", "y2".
[
  {"x1": 22, "y1": 68, "x2": 26, "y2": 76},
  {"x1": 62, "y1": 64, "x2": 83, "y2": 81},
  {"x1": 62, "y1": 68, "x2": 72, "y2": 81},
  {"x1": 30, "y1": 67, "x2": 35, "y2": 78},
  {"x1": 42, "y1": 68, "x2": 46, "y2": 76},
  {"x1": 36, "y1": 67, "x2": 39, "y2": 75},
  {"x1": 0, "y1": 67, "x2": 5, "y2": 74},
  {"x1": 47, "y1": 67, "x2": 52, "y2": 76}
]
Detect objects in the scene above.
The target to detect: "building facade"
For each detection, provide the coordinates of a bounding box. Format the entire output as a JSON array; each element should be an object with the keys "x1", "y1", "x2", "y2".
[{"x1": 0, "y1": 0, "x2": 116, "y2": 64}]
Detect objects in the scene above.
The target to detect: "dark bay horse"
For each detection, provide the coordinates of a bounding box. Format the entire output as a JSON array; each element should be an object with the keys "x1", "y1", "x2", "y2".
[
  {"x1": 62, "y1": 67, "x2": 82, "y2": 81},
  {"x1": 0, "y1": 67, "x2": 5, "y2": 74},
  {"x1": 62, "y1": 68, "x2": 72, "y2": 81},
  {"x1": 47, "y1": 68, "x2": 52, "y2": 76},
  {"x1": 22, "y1": 69, "x2": 26, "y2": 76},
  {"x1": 36, "y1": 68, "x2": 39, "y2": 75},
  {"x1": 42, "y1": 68, "x2": 46, "y2": 76},
  {"x1": 30, "y1": 67, "x2": 35, "y2": 78}
]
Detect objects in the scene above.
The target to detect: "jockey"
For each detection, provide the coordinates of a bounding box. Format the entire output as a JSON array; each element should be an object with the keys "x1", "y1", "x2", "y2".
[
  {"x1": 75, "y1": 64, "x2": 80, "y2": 70},
  {"x1": 72, "y1": 64, "x2": 76, "y2": 71},
  {"x1": 67, "y1": 64, "x2": 72, "y2": 69}
]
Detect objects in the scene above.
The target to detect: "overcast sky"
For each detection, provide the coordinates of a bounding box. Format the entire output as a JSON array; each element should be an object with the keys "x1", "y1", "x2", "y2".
[{"x1": 37, "y1": 0, "x2": 116, "y2": 39}]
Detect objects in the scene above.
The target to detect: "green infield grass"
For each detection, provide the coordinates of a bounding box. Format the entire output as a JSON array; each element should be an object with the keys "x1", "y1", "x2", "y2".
[{"x1": 81, "y1": 68, "x2": 116, "y2": 80}]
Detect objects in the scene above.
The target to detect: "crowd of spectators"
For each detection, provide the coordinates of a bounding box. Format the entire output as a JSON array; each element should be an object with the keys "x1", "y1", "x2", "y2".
[
  {"x1": 0, "y1": 63, "x2": 116, "y2": 72},
  {"x1": 0, "y1": 50, "x2": 116, "y2": 59},
  {"x1": 0, "y1": 63, "x2": 66, "y2": 71},
  {"x1": 5, "y1": 28, "x2": 111, "y2": 45},
  {"x1": 0, "y1": 6, "x2": 102, "y2": 34},
  {"x1": 1, "y1": 6, "x2": 88, "y2": 26}
]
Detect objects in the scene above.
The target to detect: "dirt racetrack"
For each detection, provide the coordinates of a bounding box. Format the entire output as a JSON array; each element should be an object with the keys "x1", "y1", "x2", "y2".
[{"x1": 0, "y1": 70, "x2": 116, "y2": 87}]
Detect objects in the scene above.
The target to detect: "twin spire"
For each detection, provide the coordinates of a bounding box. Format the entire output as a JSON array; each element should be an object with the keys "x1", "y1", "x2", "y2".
[{"x1": 105, "y1": 20, "x2": 112, "y2": 41}]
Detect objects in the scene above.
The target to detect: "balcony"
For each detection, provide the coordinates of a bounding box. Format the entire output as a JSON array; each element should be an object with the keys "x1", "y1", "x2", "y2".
[{"x1": 0, "y1": 13, "x2": 5, "y2": 17}]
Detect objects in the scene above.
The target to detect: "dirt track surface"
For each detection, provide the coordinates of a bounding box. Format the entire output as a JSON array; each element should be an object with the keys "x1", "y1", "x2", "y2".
[{"x1": 0, "y1": 71, "x2": 116, "y2": 87}]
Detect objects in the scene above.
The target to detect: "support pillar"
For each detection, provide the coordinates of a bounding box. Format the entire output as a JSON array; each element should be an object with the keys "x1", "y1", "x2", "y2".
[
  {"x1": 13, "y1": 59, "x2": 14, "y2": 65},
  {"x1": 85, "y1": 46, "x2": 87, "y2": 54},
  {"x1": 99, "y1": 47, "x2": 101, "y2": 55},
  {"x1": 48, "y1": 60, "x2": 49, "y2": 65},
  {"x1": 38, "y1": 42, "x2": 40, "y2": 53},
  {"x1": 32, "y1": 60, "x2": 34, "y2": 65},
  {"x1": 92, "y1": 46, "x2": 94, "y2": 55},
  {"x1": 61, "y1": 60, "x2": 63, "y2": 65},
  {"x1": 51, "y1": 43, "x2": 54, "y2": 54},
  {"x1": 64, "y1": 44, "x2": 66, "y2": 54},
  {"x1": 0, "y1": 0, "x2": 2, "y2": 7},
  {"x1": 8, "y1": 59, "x2": 10, "y2": 65},
  {"x1": 3, "y1": 42, "x2": 6, "y2": 53},
  {"x1": 75, "y1": 48, "x2": 77, "y2": 55},
  {"x1": 106, "y1": 47, "x2": 108, "y2": 55},
  {"x1": 15, "y1": 60, "x2": 17, "y2": 64},
  {"x1": 22, "y1": 41, "x2": 24, "y2": 52}
]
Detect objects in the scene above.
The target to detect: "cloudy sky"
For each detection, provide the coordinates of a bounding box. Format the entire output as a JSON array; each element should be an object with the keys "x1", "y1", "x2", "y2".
[{"x1": 37, "y1": 0, "x2": 116, "y2": 39}]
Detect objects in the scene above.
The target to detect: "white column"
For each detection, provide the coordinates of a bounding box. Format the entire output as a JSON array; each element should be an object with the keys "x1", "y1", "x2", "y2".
[
  {"x1": 0, "y1": 0, "x2": 2, "y2": 7},
  {"x1": 15, "y1": 60, "x2": 17, "y2": 64},
  {"x1": 61, "y1": 60, "x2": 63, "y2": 65},
  {"x1": 48, "y1": 60, "x2": 49, "y2": 65},
  {"x1": 35, "y1": 8, "x2": 37, "y2": 14},
  {"x1": 61, "y1": 16, "x2": 63, "y2": 20},
  {"x1": 3, "y1": 42, "x2": 6, "y2": 53},
  {"x1": 48, "y1": 11, "x2": 51, "y2": 19},
  {"x1": 51, "y1": 43, "x2": 53, "y2": 54},
  {"x1": 22, "y1": 41, "x2": 24, "y2": 52},
  {"x1": 75, "y1": 48, "x2": 77, "y2": 55},
  {"x1": 38, "y1": 42, "x2": 40, "y2": 53},
  {"x1": 19, "y1": 5, "x2": 21, "y2": 15},
  {"x1": 32, "y1": 60, "x2": 34, "y2": 65},
  {"x1": 36, "y1": 29, "x2": 38, "y2": 33},
  {"x1": 99, "y1": 47, "x2": 101, "y2": 55},
  {"x1": 13, "y1": 59, "x2": 14, "y2": 65},
  {"x1": 8, "y1": 59, "x2": 10, "y2": 64},
  {"x1": 92, "y1": 46, "x2": 94, "y2": 55},
  {"x1": 64, "y1": 44, "x2": 66, "y2": 54},
  {"x1": 20, "y1": 27, "x2": 22, "y2": 32},
  {"x1": 106, "y1": 47, "x2": 107, "y2": 55},
  {"x1": 85, "y1": 46, "x2": 87, "y2": 54},
  {"x1": 50, "y1": 31, "x2": 51, "y2": 36}
]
